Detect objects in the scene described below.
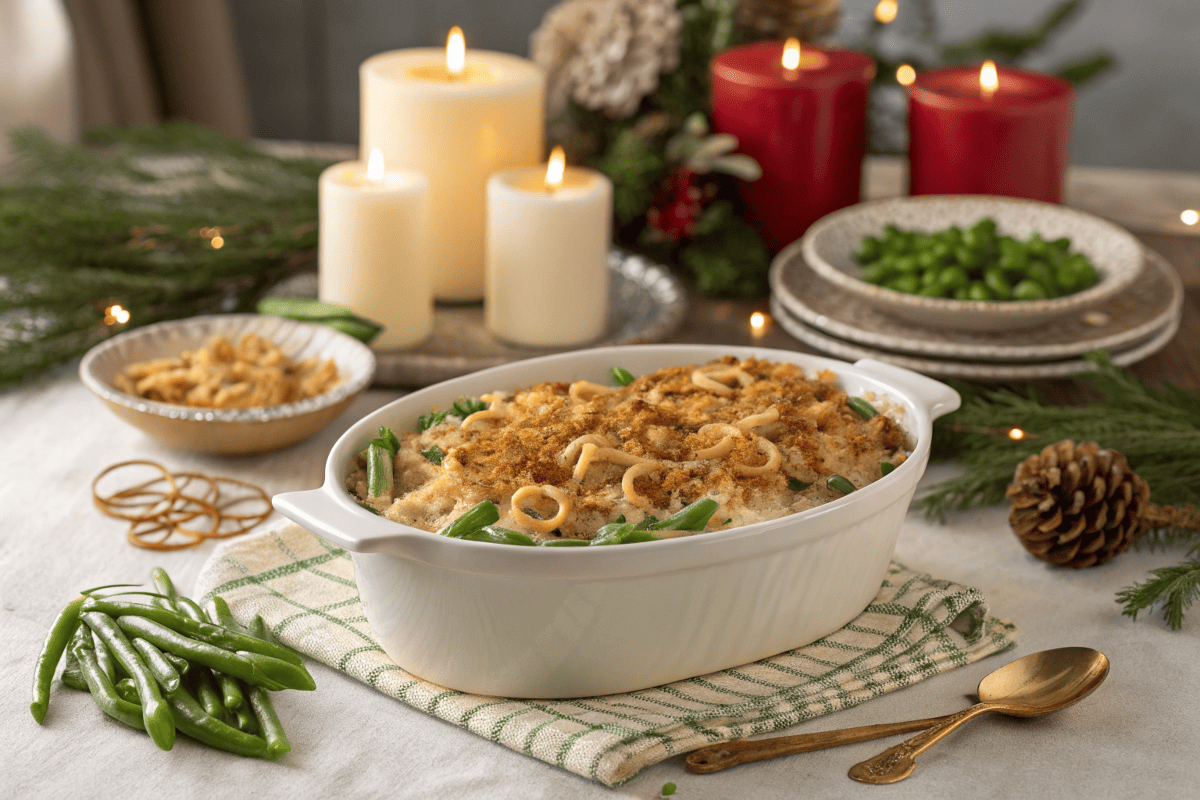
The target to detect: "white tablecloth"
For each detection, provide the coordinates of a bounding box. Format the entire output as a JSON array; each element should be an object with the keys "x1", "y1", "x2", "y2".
[{"x1": 4, "y1": 366, "x2": 1198, "y2": 798}]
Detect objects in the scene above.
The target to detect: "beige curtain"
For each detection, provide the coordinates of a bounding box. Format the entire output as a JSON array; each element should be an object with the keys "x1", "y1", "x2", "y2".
[{"x1": 66, "y1": 0, "x2": 252, "y2": 137}]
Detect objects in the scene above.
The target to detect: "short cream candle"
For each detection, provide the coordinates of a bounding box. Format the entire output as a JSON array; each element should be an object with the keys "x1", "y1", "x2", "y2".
[
  {"x1": 485, "y1": 148, "x2": 612, "y2": 347},
  {"x1": 361, "y1": 28, "x2": 544, "y2": 302},
  {"x1": 318, "y1": 150, "x2": 432, "y2": 350}
]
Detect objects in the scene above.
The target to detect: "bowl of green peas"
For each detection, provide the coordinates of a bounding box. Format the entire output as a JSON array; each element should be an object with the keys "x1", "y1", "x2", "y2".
[{"x1": 799, "y1": 196, "x2": 1144, "y2": 332}]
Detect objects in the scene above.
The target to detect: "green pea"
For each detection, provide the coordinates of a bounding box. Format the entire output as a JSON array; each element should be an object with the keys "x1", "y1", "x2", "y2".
[
  {"x1": 1050, "y1": 236, "x2": 1071, "y2": 252},
  {"x1": 861, "y1": 263, "x2": 891, "y2": 284},
  {"x1": 998, "y1": 250, "x2": 1028, "y2": 273},
  {"x1": 983, "y1": 268, "x2": 1013, "y2": 300},
  {"x1": 855, "y1": 236, "x2": 883, "y2": 263},
  {"x1": 917, "y1": 285, "x2": 947, "y2": 298},
  {"x1": 954, "y1": 246, "x2": 981, "y2": 269},
  {"x1": 917, "y1": 250, "x2": 943, "y2": 271},
  {"x1": 887, "y1": 274, "x2": 920, "y2": 294},
  {"x1": 972, "y1": 217, "x2": 998, "y2": 237},
  {"x1": 953, "y1": 287, "x2": 970, "y2": 300},
  {"x1": 966, "y1": 281, "x2": 993, "y2": 301},
  {"x1": 938, "y1": 266, "x2": 969, "y2": 292},
  {"x1": 1013, "y1": 279, "x2": 1049, "y2": 301},
  {"x1": 892, "y1": 255, "x2": 920, "y2": 273},
  {"x1": 1025, "y1": 232, "x2": 1049, "y2": 256},
  {"x1": 1027, "y1": 261, "x2": 1057, "y2": 293}
]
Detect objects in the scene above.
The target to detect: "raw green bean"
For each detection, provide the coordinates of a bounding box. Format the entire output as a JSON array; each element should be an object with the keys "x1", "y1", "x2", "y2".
[
  {"x1": 233, "y1": 706, "x2": 259, "y2": 734},
  {"x1": 150, "y1": 567, "x2": 179, "y2": 607},
  {"x1": 61, "y1": 651, "x2": 89, "y2": 691},
  {"x1": 827, "y1": 475, "x2": 857, "y2": 495},
  {"x1": 191, "y1": 668, "x2": 228, "y2": 721},
  {"x1": 91, "y1": 629, "x2": 118, "y2": 683},
  {"x1": 236, "y1": 651, "x2": 316, "y2": 692},
  {"x1": 82, "y1": 598, "x2": 304, "y2": 666},
  {"x1": 611, "y1": 366, "x2": 635, "y2": 386},
  {"x1": 30, "y1": 596, "x2": 83, "y2": 724},
  {"x1": 880, "y1": 461, "x2": 896, "y2": 476},
  {"x1": 247, "y1": 685, "x2": 291, "y2": 758},
  {"x1": 204, "y1": 596, "x2": 239, "y2": 631},
  {"x1": 70, "y1": 632, "x2": 145, "y2": 732},
  {"x1": 166, "y1": 684, "x2": 271, "y2": 759},
  {"x1": 163, "y1": 652, "x2": 191, "y2": 676},
  {"x1": 81, "y1": 612, "x2": 175, "y2": 750},
  {"x1": 459, "y1": 526, "x2": 536, "y2": 546},
  {"x1": 366, "y1": 441, "x2": 394, "y2": 498},
  {"x1": 848, "y1": 397, "x2": 878, "y2": 419},
  {"x1": 437, "y1": 500, "x2": 500, "y2": 538},
  {"x1": 115, "y1": 677, "x2": 139, "y2": 704},
  {"x1": 176, "y1": 596, "x2": 207, "y2": 624},
  {"x1": 197, "y1": 601, "x2": 248, "y2": 712},
  {"x1": 113, "y1": 615, "x2": 288, "y2": 690},
  {"x1": 130, "y1": 638, "x2": 182, "y2": 694},
  {"x1": 646, "y1": 499, "x2": 720, "y2": 531}
]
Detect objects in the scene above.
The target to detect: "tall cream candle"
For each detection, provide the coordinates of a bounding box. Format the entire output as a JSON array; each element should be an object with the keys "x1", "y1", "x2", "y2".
[
  {"x1": 318, "y1": 150, "x2": 432, "y2": 350},
  {"x1": 486, "y1": 148, "x2": 611, "y2": 347},
  {"x1": 361, "y1": 29, "x2": 544, "y2": 302}
]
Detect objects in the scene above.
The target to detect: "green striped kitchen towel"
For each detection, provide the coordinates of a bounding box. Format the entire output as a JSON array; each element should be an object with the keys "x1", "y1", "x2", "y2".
[{"x1": 195, "y1": 520, "x2": 1017, "y2": 787}]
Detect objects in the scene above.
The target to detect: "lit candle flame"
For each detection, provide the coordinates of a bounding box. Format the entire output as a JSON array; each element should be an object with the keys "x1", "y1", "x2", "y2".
[
  {"x1": 446, "y1": 26, "x2": 465, "y2": 76},
  {"x1": 750, "y1": 311, "x2": 769, "y2": 339},
  {"x1": 1182, "y1": 209, "x2": 1199, "y2": 226},
  {"x1": 896, "y1": 64, "x2": 916, "y2": 86},
  {"x1": 980, "y1": 60, "x2": 999, "y2": 94},
  {"x1": 1008, "y1": 427, "x2": 1025, "y2": 441},
  {"x1": 367, "y1": 148, "x2": 385, "y2": 181},
  {"x1": 782, "y1": 38, "x2": 801, "y2": 71},
  {"x1": 544, "y1": 146, "x2": 566, "y2": 191},
  {"x1": 875, "y1": 0, "x2": 898, "y2": 24}
]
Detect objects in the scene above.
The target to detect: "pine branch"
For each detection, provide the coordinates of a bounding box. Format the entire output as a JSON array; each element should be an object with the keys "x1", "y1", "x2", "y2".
[
  {"x1": 0, "y1": 124, "x2": 327, "y2": 388},
  {"x1": 1116, "y1": 561, "x2": 1200, "y2": 630}
]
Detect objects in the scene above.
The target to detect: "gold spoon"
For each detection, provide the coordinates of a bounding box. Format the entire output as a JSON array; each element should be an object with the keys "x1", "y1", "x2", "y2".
[
  {"x1": 685, "y1": 647, "x2": 1108, "y2": 776},
  {"x1": 848, "y1": 646, "x2": 1109, "y2": 784}
]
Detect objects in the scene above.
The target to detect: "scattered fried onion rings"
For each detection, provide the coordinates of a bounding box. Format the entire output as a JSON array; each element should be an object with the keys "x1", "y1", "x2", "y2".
[{"x1": 93, "y1": 460, "x2": 271, "y2": 551}]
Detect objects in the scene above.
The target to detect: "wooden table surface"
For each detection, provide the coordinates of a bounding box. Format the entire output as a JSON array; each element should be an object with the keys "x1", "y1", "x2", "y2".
[{"x1": 677, "y1": 157, "x2": 1200, "y2": 397}]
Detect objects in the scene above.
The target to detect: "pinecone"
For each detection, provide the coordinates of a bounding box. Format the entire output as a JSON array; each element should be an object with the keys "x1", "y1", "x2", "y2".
[
  {"x1": 530, "y1": 0, "x2": 682, "y2": 119},
  {"x1": 1006, "y1": 440, "x2": 1151, "y2": 568},
  {"x1": 736, "y1": 0, "x2": 842, "y2": 42}
]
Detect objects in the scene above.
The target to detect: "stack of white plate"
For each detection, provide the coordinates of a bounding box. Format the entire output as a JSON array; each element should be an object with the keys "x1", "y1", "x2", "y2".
[{"x1": 769, "y1": 196, "x2": 1183, "y2": 380}]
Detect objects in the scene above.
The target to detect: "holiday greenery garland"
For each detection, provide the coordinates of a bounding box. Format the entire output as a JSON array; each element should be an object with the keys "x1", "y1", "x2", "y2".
[
  {"x1": 0, "y1": 124, "x2": 330, "y2": 387},
  {"x1": 922, "y1": 352, "x2": 1200, "y2": 630}
]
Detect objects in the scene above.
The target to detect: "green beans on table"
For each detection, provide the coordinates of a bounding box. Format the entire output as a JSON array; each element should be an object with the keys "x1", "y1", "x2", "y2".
[
  {"x1": 247, "y1": 685, "x2": 291, "y2": 758},
  {"x1": 113, "y1": 614, "x2": 312, "y2": 691},
  {"x1": 30, "y1": 596, "x2": 83, "y2": 724},
  {"x1": 81, "y1": 611, "x2": 175, "y2": 751},
  {"x1": 81, "y1": 597, "x2": 304, "y2": 666},
  {"x1": 854, "y1": 218, "x2": 1099, "y2": 301},
  {"x1": 70, "y1": 630, "x2": 146, "y2": 732},
  {"x1": 130, "y1": 637, "x2": 182, "y2": 694}
]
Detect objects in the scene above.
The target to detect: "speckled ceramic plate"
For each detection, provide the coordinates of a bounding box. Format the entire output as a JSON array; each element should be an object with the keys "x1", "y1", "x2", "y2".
[
  {"x1": 80, "y1": 314, "x2": 376, "y2": 454},
  {"x1": 769, "y1": 295, "x2": 1181, "y2": 381},
  {"x1": 771, "y1": 247, "x2": 1183, "y2": 362},
  {"x1": 799, "y1": 195, "x2": 1145, "y2": 332},
  {"x1": 270, "y1": 249, "x2": 687, "y2": 387}
]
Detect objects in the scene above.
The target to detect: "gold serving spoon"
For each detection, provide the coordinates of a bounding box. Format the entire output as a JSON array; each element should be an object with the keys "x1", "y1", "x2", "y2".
[
  {"x1": 848, "y1": 647, "x2": 1109, "y2": 784},
  {"x1": 685, "y1": 647, "x2": 1108, "y2": 777}
]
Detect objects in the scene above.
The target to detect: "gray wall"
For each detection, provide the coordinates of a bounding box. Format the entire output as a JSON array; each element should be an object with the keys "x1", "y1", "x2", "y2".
[{"x1": 230, "y1": 0, "x2": 1200, "y2": 171}]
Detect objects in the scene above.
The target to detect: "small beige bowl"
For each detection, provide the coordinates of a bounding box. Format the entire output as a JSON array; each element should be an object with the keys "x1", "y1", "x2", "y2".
[
  {"x1": 799, "y1": 196, "x2": 1144, "y2": 332},
  {"x1": 80, "y1": 314, "x2": 376, "y2": 455}
]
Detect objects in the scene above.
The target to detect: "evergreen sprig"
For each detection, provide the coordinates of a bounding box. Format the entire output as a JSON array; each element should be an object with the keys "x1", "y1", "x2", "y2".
[
  {"x1": 0, "y1": 124, "x2": 330, "y2": 387},
  {"x1": 922, "y1": 351, "x2": 1200, "y2": 629}
]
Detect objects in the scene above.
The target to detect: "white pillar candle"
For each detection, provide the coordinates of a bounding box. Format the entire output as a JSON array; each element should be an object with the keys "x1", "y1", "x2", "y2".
[
  {"x1": 485, "y1": 148, "x2": 612, "y2": 347},
  {"x1": 361, "y1": 28, "x2": 544, "y2": 302},
  {"x1": 318, "y1": 151, "x2": 432, "y2": 350}
]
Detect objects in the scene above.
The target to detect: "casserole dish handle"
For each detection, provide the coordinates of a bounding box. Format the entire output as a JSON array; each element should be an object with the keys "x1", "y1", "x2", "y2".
[
  {"x1": 854, "y1": 359, "x2": 961, "y2": 420},
  {"x1": 273, "y1": 487, "x2": 416, "y2": 554}
]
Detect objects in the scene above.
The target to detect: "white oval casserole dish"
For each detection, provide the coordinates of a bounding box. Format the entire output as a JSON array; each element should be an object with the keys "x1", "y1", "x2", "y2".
[{"x1": 273, "y1": 345, "x2": 960, "y2": 698}]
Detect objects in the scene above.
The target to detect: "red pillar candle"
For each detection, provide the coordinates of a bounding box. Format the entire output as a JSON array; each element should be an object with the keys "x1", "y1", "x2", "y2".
[
  {"x1": 711, "y1": 40, "x2": 874, "y2": 252},
  {"x1": 908, "y1": 63, "x2": 1074, "y2": 202}
]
